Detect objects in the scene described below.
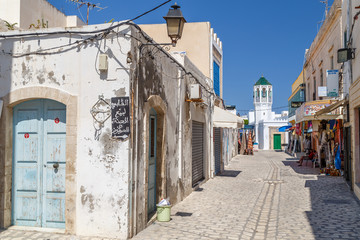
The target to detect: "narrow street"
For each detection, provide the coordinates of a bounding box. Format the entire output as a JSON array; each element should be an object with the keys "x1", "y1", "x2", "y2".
[
  {"x1": 1, "y1": 151, "x2": 360, "y2": 240},
  {"x1": 133, "y1": 151, "x2": 360, "y2": 240}
]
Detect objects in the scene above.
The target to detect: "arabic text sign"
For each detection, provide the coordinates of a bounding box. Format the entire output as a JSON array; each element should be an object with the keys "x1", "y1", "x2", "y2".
[{"x1": 111, "y1": 97, "x2": 130, "y2": 140}]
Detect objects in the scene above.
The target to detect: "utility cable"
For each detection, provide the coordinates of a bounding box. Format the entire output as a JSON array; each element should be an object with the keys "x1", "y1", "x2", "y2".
[
  {"x1": 0, "y1": 0, "x2": 172, "y2": 39},
  {"x1": 129, "y1": 0, "x2": 171, "y2": 22},
  {"x1": 0, "y1": 0, "x2": 215, "y2": 96}
]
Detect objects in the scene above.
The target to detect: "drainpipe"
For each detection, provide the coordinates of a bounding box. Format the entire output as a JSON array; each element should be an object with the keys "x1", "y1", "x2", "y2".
[
  {"x1": 209, "y1": 90, "x2": 214, "y2": 178},
  {"x1": 177, "y1": 69, "x2": 183, "y2": 179},
  {"x1": 133, "y1": 69, "x2": 139, "y2": 233}
]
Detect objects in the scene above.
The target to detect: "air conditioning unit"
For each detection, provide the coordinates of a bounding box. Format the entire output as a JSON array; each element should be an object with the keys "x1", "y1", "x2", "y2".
[{"x1": 190, "y1": 84, "x2": 202, "y2": 100}]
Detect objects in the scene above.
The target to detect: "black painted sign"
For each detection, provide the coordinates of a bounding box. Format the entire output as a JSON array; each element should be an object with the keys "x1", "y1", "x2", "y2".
[{"x1": 111, "y1": 97, "x2": 130, "y2": 140}]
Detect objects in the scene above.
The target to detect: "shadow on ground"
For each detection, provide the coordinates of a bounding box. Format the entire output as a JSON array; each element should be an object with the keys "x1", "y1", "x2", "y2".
[
  {"x1": 280, "y1": 153, "x2": 360, "y2": 239},
  {"x1": 217, "y1": 170, "x2": 241, "y2": 177},
  {"x1": 283, "y1": 157, "x2": 319, "y2": 175},
  {"x1": 304, "y1": 176, "x2": 360, "y2": 239}
]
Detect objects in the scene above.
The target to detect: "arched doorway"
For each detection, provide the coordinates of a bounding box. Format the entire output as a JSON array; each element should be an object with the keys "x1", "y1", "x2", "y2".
[{"x1": 12, "y1": 99, "x2": 66, "y2": 228}]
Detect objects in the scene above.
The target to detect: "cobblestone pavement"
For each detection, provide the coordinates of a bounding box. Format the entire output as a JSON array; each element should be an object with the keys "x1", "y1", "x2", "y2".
[
  {"x1": 133, "y1": 151, "x2": 360, "y2": 240},
  {"x1": 1, "y1": 151, "x2": 360, "y2": 240}
]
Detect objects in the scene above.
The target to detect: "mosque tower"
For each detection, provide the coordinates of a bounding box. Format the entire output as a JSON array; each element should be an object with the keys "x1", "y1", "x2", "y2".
[{"x1": 253, "y1": 75, "x2": 272, "y2": 143}]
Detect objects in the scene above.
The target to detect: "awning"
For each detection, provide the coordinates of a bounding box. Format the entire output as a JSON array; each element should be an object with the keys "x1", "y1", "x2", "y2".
[
  {"x1": 314, "y1": 99, "x2": 346, "y2": 117},
  {"x1": 295, "y1": 99, "x2": 343, "y2": 123},
  {"x1": 278, "y1": 125, "x2": 292, "y2": 132},
  {"x1": 213, "y1": 106, "x2": 244, "y2": 128}
]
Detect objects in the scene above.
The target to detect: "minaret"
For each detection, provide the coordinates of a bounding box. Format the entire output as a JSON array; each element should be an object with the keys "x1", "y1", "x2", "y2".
[{"x1": 253, "y1": 75, "x2": 272, "y2": 143}]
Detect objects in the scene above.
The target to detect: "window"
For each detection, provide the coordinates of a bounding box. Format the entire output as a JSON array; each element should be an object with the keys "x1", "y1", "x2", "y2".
[
  {"x1": 213, "y1": 61, "x2": 220, "y2": 96},
  {"x1": 330, "y1": 56, "x2": 334, "y2": 70},
  {"x1": 313, "y1": 77, "x2": 317, "y2": 100},
  {"x1": 307, "y1": 83, "x2": 310, "y2": 101},
  {"x1": 319, "y1": 69, "x2": 324, "y2": 100},
  {"x1": 262, "y1": 88, "x2": 267, "y2": 98},
  {"x1": 320, "y1": 69, "x2": 323, "y2": 86},
  {"x1": 268, "y1": 89, "x2": 272, "y2": 102}
]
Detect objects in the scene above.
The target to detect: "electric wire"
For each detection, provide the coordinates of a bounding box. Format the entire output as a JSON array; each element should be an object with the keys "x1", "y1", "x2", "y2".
[
  {"x1": 237, "y1": 105, "x2": 289, "y2": 112},
  {"x1": 0, "y1": 0, "x2": 172, "y2": 39},
  {"x1": 129, "y1": 0, "x2": 172, "y2": 22},
  {"x1": 0, "y1": 0, "x2": 215, "y2": 97}
]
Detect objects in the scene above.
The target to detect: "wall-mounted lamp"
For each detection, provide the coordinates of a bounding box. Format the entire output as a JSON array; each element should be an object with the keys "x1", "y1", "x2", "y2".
[
  {"x1": 163, "y1": 3, "x2": 186, "y2": 46},
  {"x1": 139, "y1": 3, "x2": 187, "y2": 54},
  {"x1": 337, "y1": 48, "x2": 355, "y2": 63}
]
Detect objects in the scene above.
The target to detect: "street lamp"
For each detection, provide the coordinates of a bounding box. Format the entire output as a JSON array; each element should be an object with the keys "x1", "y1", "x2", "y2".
[
  {"x1": 337, "y1": 48, "x2": 355, "y2": 63},
  {"x1": 163, "y1": 3, "x2": 186, "y2": 46}
]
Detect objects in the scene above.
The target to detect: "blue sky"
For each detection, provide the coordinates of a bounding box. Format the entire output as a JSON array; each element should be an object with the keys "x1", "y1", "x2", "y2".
[{"x1": 48, "y1": 0, "x2": 334, "y2": 115}]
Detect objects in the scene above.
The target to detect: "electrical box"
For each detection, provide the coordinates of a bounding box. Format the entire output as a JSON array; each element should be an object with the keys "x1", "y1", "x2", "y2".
[
  {"x1": 99, "y1": 54, "x2": 108, "y2": 71},
  {"x1": 190, "y1": 84, "x2": 202, "y2": 100}
]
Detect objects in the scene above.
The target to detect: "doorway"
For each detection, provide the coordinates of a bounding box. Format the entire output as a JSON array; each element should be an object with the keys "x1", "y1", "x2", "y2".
[
  {"x1": 147, "y1": 108, "x2": 157, "y2": 218},
  {"x1": 12, "y1": 99, "x2": 66, "y2": 228},
  {"x1": 274, "y1": 134, "x2": 281, "y2": 150}
]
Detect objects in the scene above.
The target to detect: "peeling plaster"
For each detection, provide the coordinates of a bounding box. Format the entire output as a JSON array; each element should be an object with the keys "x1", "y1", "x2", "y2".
[
  {"x1": 80, "y1": 186, "x2": 96, "y2": 213},
  {"x1": 48, "y1": 71, "x2": 60, "y2": 85},
  {"x1": 37, "y1": 75, "x2": 45, "y2": 84},
  {"x1": 99, "y1": 154, "x2": 118, "y2": 173},
  {"x1": 113, "y1": 87, "x2": 126, "y2": 97}
]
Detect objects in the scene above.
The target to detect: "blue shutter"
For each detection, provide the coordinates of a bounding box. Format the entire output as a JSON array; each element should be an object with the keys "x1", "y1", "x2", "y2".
[{"x1": 213, "y1": 61, "x2": 220, "y2": 96}]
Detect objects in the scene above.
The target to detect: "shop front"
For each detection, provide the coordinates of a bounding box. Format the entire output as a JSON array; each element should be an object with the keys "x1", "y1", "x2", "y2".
[{"x1": 295, "y1": 100, "x2": 344, "y2": 174}]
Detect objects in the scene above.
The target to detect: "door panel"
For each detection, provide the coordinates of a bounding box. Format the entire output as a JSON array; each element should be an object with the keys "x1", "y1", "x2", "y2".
[
  {"x1": 214, "y1": 128, "x2": 221, "y2": 174},
  {"x1": 13, "y1": 101, "x2": 42, "y2": 227},
  {"x1": 13, "y1": 99, "x2": 66, "y2": 229},
  {"x1": 43, "y1": 101, "x2": 66, "y2": 228},
  {"x1": 148, "y1": 110, "x2": 157, "y2": 217},
  {"x1": 274, "y1": 134, "x2": 281, "y2": 150},
  {"x1": 192, "y1": 121, "x2": 204, "y2": 186}
]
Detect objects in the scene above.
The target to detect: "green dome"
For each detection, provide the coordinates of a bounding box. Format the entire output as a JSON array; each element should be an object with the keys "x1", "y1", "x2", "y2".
[{"x1": 255, "y1": 76, "x2": 272, "y2": 86}]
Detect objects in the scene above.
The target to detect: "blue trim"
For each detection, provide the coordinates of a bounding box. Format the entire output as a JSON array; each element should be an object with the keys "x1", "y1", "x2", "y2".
[{"x1": 213, "y1": 61, "x2": 220, "y2": 96}]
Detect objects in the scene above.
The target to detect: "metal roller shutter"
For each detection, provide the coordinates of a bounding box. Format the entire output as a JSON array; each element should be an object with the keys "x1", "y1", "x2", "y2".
[
  {"x1": 214, "y1": 128, "x2": 221, "y2": 175},
  {"x1": 192, "y1": 121, "x2": 204, "y2": 186}
]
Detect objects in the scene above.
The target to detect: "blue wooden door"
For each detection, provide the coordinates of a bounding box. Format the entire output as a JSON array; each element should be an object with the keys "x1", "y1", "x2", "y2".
[
  {"x1": 13, "y1": 99, "x2": 66, "y2": 228},
  {"x1": 147, "y1": 109, "x2": 157, "y2": 217}
]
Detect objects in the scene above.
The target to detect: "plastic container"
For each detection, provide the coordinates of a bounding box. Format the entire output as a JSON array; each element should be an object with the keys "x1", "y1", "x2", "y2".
[{"x1": 156, "y1": 205, "x2": 171, "y2": 222}]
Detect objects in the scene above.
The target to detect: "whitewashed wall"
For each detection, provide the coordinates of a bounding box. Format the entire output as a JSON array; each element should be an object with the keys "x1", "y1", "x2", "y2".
[{"x1": 0, "y1": 22, "x2": 132, "y2": 238}]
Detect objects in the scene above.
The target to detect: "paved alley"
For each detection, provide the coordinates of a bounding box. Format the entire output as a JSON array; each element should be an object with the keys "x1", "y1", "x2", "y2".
[
  {"x1": 1, "y1": 151, "x2": 360, "y2": 240},
  {"x1": 133, "y1": 151, "x2": 360, "y2": 240}
]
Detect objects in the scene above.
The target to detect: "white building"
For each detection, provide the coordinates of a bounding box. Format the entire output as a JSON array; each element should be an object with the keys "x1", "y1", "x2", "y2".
[{"x1": 248, "y1": 76, "x2": 289, "y2": 150}]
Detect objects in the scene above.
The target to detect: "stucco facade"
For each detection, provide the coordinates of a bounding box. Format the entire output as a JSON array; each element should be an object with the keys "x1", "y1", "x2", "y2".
[
  {"x1": 0, "y1": 22, "x2": 133, "y2": 238},
  {"x1": 140, "y1": 22, "x2": 224, "y2": 99},
  {"x1": 303, "y1": 0, "x2": 343, "y2": 102}
]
